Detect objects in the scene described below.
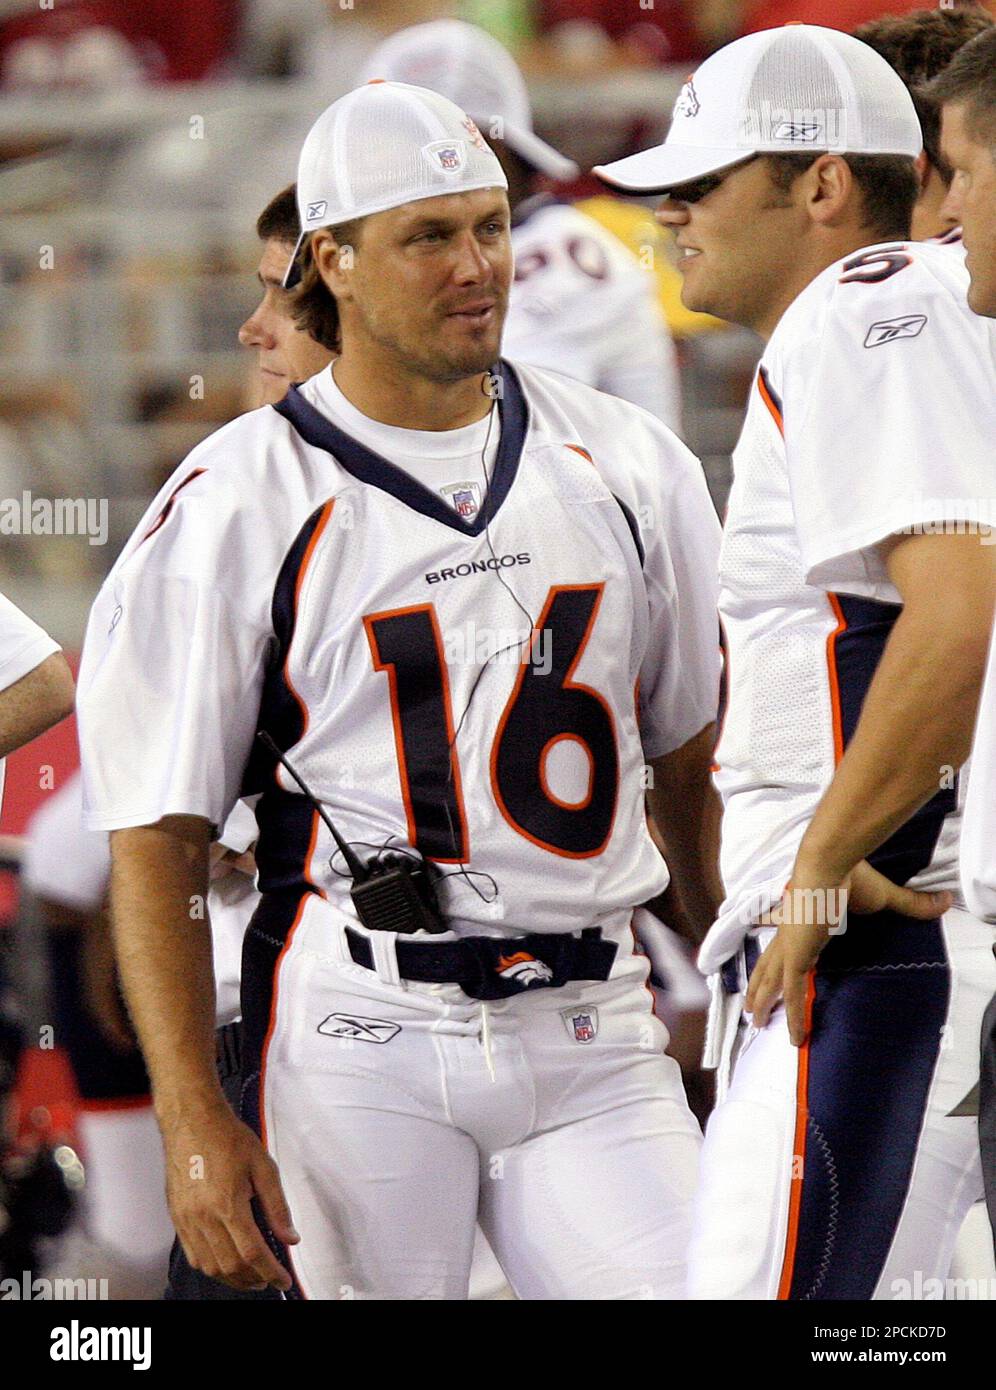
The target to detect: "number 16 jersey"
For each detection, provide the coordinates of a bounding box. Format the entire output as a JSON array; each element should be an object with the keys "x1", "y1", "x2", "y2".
[{"x1": 77, "y1": 360, "x2": 721, "y2": 939}]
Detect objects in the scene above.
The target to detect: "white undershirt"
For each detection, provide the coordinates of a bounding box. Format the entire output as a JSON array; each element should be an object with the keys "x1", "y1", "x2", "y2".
[{"x1": 310, "y1": 365, "x2": 500, "y2": 517}]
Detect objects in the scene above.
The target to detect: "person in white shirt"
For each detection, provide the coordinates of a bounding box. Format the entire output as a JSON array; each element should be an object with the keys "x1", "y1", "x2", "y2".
[
  {"x1": 0, "y1": 599, "x2": 74, "y2": 1270},
  {"x1": 598, "y1": 23, "x2": 996, "y2": 1300},
  {"x1": 932, "y1": 27, "x2": 996, "y2": 922},
  {"x1": 77, "y1": 80, "x2": 722, "y2": 1300},
  {"x1": 931, "y1": 26, "x2": 996, "y2": 1255},
  {"x1": 0, "y1": 595, "x2": 73, "y2": 797},
  {"x1": 363, "y1": 19, "x2": 683, "y2": 432}
]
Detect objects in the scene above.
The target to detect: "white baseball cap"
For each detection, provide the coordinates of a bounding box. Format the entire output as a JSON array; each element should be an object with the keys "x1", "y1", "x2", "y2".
[
  {"x1": 361, "y1": 19, "x2": 579, "y2": 182},
  {"x1": 283, "y1": 79, "x2": 508, "y2": 287},
  {"x1": 594, "y1": 24, "x2": 922, "y2": 194}
]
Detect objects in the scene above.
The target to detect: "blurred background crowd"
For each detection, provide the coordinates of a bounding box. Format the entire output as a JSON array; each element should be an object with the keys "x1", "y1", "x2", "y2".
[
  {"x1": 6, "y1": 0, "x2": 990, "y2": 645},
  {"x1": 2, "y1": 0, "x2": 996, "y2": 1296}
]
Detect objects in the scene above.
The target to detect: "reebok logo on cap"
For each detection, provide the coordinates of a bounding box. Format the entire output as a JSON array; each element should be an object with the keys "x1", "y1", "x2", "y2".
[
  {"x1": 747, "y1": 103, "x2": 841, "y2": 147},
  {"x1": 772, "y1": 120, "x2": 822, "y2": 142},
  {"x1": 306, "y1": 200, "x2": 328, "y2": 222}
]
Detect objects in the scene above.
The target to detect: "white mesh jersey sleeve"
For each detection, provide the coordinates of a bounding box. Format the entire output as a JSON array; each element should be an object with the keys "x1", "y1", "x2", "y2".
[
  {"x1": 23, "y1": 770, "x2": 110, "y2": 913},
  {"x1": 77, "y1": 410, "x2": 325, "y2": 835},
  {"x1": 776, "y1": 241, "x2": 996, "y2": 598},
  {"x1": 505, "y1": 203, "x2": 682, "y2": 431},
  {"x1": 514, "y1": 366, "x2": 721, "y2": 760},
  {"x1": 0, "y1": 591, "x2": 60, "y2": 692},
  {"x1": 628, "y1": 421, "x2": 721, "y2": 759},
  {"x1": 581, "y1": 395, "x2": 721, "y2": 758}
]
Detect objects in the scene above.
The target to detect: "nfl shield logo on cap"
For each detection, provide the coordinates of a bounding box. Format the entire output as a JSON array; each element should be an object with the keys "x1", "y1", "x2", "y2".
[{"x1": 423, "y1": 139, "x2": 467, "y2": 174}]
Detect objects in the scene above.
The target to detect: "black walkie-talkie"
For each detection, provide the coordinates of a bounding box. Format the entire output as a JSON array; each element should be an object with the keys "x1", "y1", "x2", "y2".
[
  {"x1": 348, "y1": 851, "x2": 444, "y2": 934},
  {"x1": 256, "y1": 732, "x2": 446, "y2": 934}
]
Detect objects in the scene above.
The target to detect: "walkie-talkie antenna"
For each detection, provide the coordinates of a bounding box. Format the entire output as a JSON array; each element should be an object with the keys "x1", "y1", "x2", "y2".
[{"x1": 256, "y1": 730, "x2": 368, "y2": 880}]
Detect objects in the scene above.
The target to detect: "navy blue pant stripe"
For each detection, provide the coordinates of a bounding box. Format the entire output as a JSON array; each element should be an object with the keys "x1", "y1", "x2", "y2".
[
  {"x1": 240, "y1": 891, "x2": 312, "y2": 1300},
  {"x1": 786, "y1": 911, "x2": 949, "y2": 1300}
]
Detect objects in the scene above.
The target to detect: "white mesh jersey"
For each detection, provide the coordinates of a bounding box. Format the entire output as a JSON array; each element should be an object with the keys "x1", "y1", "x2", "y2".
[
  {"x1": 701, "y1": 239, "x2": 996, "y2": 975},
  {"x1": 23, "y1": 770, "x2": 110, "y2": 914},
  {"x1": 0, "y1": 593, "x2": 60, "y2": 813},
  {"x1": 78, "y1": 360, "x2": 720, "y2": 941},
  {"x1": 504, "y1": 199, "x2": 683, "y2": 431},
  {"x1": 0, "y1": 593, "x2": 58, "y2": 693}
]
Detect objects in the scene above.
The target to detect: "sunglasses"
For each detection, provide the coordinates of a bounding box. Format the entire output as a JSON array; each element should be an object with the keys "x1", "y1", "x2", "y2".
[{"x1": 663, "y1": 154, "x2": 763, "y2": 204}]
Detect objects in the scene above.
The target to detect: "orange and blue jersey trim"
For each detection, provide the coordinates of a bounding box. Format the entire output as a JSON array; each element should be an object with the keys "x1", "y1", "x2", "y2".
[
  {"x1": 757, "y1": 365, "x2": 784, "y2": 436},
  {"x1": 140, "y1": 468, "x2": 206, "y2": 544}
]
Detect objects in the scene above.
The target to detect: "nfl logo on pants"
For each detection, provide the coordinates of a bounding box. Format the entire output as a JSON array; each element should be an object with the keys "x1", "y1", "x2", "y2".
[{"x1": 564, "y1": 1009, "x2": 597, "y2": 1043}]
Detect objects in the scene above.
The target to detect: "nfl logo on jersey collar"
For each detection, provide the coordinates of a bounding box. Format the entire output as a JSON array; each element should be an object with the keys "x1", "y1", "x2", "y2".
[{"x1": 440, "y1": 481, "x2": 481, "y2": 519}]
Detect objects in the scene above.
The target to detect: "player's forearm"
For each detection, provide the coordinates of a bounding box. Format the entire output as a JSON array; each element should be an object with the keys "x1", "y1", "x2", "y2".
[
  {"x1": 0, "y1": 652, "x2": 75, "y2": 756},
  {"x1": 795, "y1": 601, "x2": 992, "y2": 885},
  {"x1": 109, "y1": 817, "x2": 223, "y2": 1123},
  {"x1": 647, "y1": 725, "x2": 725, "y2": 942}
]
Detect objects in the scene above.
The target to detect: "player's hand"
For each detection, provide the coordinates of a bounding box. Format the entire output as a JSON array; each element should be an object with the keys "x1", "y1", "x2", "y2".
[
  {"x1": 843, "y1": 859, "x2": 951, "y2": 921},
  {"x1": 162, "y1": 1098, "x2": 299, "y2": 1293},
  {"x1": 209, "y1": 841, "x2": 257, "y2": 882},
  {"x1": 746, "y1": 861, "x2": 952, "y2": 1047}
]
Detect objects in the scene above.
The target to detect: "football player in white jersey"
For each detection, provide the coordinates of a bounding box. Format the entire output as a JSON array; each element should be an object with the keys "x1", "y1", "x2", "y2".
[
  {"x1": 0, "y1": 604, "x2": 75, "y2": 1269},
  {"x1": 20, "y1": 186, "x2": 335, "y2": 1304},
  {"x1": 598, "y1": 24, "x2": 996, "y2": 1299},
  {"x1": 932, "y1": 26, "x2": 996, "y2": 1252},
  {"x1": 361, "y1": 20, "x2": 683, "y2": 432},
  {"x1": 854, "y1": 4, "x2": 992, "y2": 244},
  {"x1": 77, "y1": 82, "x2": 723, "y2": 1299},
  {"x1": 0, "y1": 597, "x2": 73, "y2": 794},
  {"x1": 861, "y1": 8, "x2": 996, "y2": 1280}
]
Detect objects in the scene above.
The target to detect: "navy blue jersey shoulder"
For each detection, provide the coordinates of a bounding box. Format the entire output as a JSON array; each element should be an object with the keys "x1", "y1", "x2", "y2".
[
  {"x1": 272, "y1": 361, "x2": 528, "y2": 537},
  {"x1": 611, "y1": 492, "x2": 645, "y2": 567},
  {"x1": 832, "y1": 593, "x2": 956, "y2": 886},
  {"x1": 240, "y1": 501, "x2": 330, "y2": 799}
]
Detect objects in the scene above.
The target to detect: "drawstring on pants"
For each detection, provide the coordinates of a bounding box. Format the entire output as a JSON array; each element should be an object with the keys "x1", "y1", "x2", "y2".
[{"x1": 479, "y1": 1001, "x2": 497, "y2": 1083}]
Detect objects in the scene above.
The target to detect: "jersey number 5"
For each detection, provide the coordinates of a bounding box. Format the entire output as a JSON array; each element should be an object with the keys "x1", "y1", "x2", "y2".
[
  {"x1": 839, "y1": 246, "x2": 912, "y2": 284},
  {"x1": 364, "y1": 584, "x2": 619, "y2": 863}
]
